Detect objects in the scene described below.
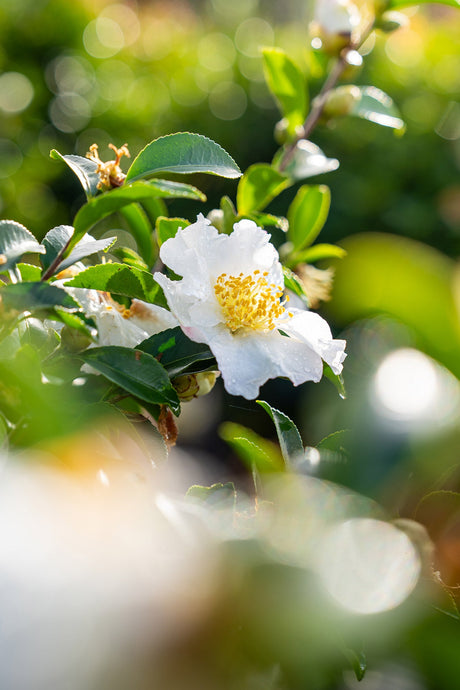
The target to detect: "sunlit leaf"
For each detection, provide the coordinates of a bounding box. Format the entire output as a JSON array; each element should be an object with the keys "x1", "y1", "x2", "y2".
[
  {"x1": 219, "y1": 421, "x2": 284, "y2": 472},
  {"x1": 277, "y1": 140, "x2": 339, "y2": 182},
  {"x1": 80, "y1": 346, "x2": 180, "y2": 414},
  {"x1": 137, "y1": 326, "x2": 214, "y2": 377},
  {"x1": 323, "y1": 365, "x2": 347, "y2": 399},
  {"x1": 237, "y1": 164, "x2": 290, "y2": 215},
  {"x1": 50, "y1": 149, "x2": 100, "y2": 198},
  {"x1": 388, "y1": 0, "x2": 459, "y2": 8},
  {"x1": 156, "y1": 217, "x2": 190, "y2": 247},
  {"x1": 126, "y1": 132, "x2": 241, "y2": 182},
  {"x1": 1, "y1": 281, "x2": 80, "y2": 313},
  {"x1": 257, "y1": 400, "x2": 303, "y2": 467},
  {"x1": 0, "y1": 221, "x2": 45, "y2": 273},
  {"x1": 262, "y1": 48, "x2": 307, "y2": 136},
  {"x1": 17, "y1": 263, "x2": 42, "y2": 281},
  {"x1": 71, "y1": 179, "x2": 205, "y2": 252},
  {"x1": 291, "y1": 243, "x2": 347, "y2": 264},
  {"x1": 287, "y1": 185, "x2": 330, "y2": 253},
  {"x1": 65, "y1": 262, "x2": 164, "y2": 304},
  {"x1": 42, "y1": 224, "x2": 116, "y2": 274},
  {"x1": 119, "y1": 203, "x2": 154, "y2": 266},
  {"x1": 351, "y1": 86, "x2": 405, "y2": 130},
  {"x1": 110, "y1": 246, "x2": 148, "y2": 271},
  {"x1": 282, "y1": 266, "x2": 309, "y2": 307}
]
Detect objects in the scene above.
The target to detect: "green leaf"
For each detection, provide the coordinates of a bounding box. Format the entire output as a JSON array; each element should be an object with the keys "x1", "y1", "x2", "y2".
[
  {"x1": 282, "y1": 266, "x2": 310, "y2": 307},
  {"x1": 119, "y1": 203, "x2": 154, "y2": 266},
  {"x1": 237, "y1": 164, "x2": 290, "y2": 215},
  {"x1": 1, "y1": 281, "x2": 80, "y2": 313},
  {"x1": 17, "y1": 263, "x2": 42, "y2": 281},
  {"x1": 80, "y1": 346, "x2": 180, "y2": 414},
  {"x1": 53, "y1": 308, "x2": 97, "y2": 339},
  {"x1": 249, "y1": 212, "x2": 288, "y2": 233},
  {"x1": 323, "y1": 365, "x2": 347, "y2": 399},
  {"x1": 0, "y1": 221, "x2": 45, "y2": 272},
  {"x1": 291, "y1": 243, "x2": 347, "y2": 264},
  {"x1": 50, "y1": 149, "x2": 100, "y2": 198},
  {"x1": 125, "y1": 132, "x2": 241, "y2": 182},
  {"x1": 156, "y1": 217, "x2": 190, "y2": 247},
  {"x1": 219, "y1": 421, "x2": 284, "y2": 473},
  {"x1": 65, "y1": 263, "x2": 163, "y2": 304},
  {"x1": 111, "y1": 246, "x2": 148, "y2": 271},
  {"x1": 276, "y1": 140, "x2": 339, "y2": 182},
  {"x1": 72, "y1": 179, "x2": 206, "y2": 252},
  {"x1": 137, "y1": 326, "x2": 214, "y2": 377},
  {"x1": 287, "y1": 185, "x2": 330, "y2": 253},
  {"x1": 351, "y1": 86, "x2": 405, "y2": 130},
  {"x1": 388, "y1": 0, "x2": 458, "y2": 9},
  {"x1": 42, "y1": 224, "x2": 116, "y2": 274},
  {"x1": 317, "y1": 429, "x2": 350, "y2": 455},
  {"x1": 262, "y1": 48, "x2": 307, "y2": 136},
  {"x1": 342, "y1": 646, "x2": 367, "y2": 682},
  {"x1": 220, "y1": 195, "x2": 237, "y2": 234},
  {"x1": 256, "y1": 400, "x2": 304, "y2": 467}
]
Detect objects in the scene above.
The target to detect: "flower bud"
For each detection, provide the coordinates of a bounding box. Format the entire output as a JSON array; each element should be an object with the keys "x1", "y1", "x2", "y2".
[
  {"x1": 173, "y1": 372, "x2": 219, "y2": 402},
  {"x1": 322, "y1": 85, "x2": 361, "y2": 118},
  {"x1": 310, "y1": 0, "x2": 361, "y2": 55},
  {"x1": 206, "y1": 209, "x2": 225, "y2": 232}
]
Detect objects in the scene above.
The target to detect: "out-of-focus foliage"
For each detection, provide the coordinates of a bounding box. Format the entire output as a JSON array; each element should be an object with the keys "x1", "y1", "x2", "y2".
[{"x1": 1, "y1": 0, "x2": 459, "y2": 253}]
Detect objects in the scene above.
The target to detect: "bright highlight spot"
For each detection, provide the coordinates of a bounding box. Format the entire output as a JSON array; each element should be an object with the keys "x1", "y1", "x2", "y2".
[
  {"x1": 372, "y1": 348, "x2": 460, "y2": 430},
  {"x1": 317, "y1": 518, "x2": 421, "y2": 614},
  {"x1": 0, "y1": 72, "x2": 34, "y2": 114}
]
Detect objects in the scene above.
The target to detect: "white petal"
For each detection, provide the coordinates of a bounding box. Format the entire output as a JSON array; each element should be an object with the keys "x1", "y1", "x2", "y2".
[{"x1": 281, "y1": 309, "x2": 346, "y2": 374}]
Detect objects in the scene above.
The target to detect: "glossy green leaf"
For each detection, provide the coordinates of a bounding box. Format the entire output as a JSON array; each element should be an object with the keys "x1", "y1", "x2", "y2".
[
  {"x1": 126, "y1": 132, "x2": 241, "y2": 182},
  {"x1": 17, "y1": 263, "x2": 42, "y2": 281},
  {"x1": 237, "y1": 164, "x2": 290, "y2": 215},
  {"x1": 111, "y1": 246, "x2": 148, "y2": 271},
  {"x1": 50, "y1": 149, "x2": 100, "y2": 198},
  {"x1": 287, "y1": 185, "x2": 331, "y2": 253},
  {"x1": 64, "y1": 263, "x2": 163, "y2": 304},
  {"x1": 388, "y1": 0, "x2": 459, "y2": 8},
  {"x1": 119, "y1": 203, "x2": 154, "y2": 266},
  {"x1": 1, "y1": 281, "x2": 80, "y2": 313},
  {"x1": 42, "y1": 224, "x2": 116, "y2": 274},
  {"x1": 137, "y1": 326, "x2": 214, "y2": 377},
  {"x1": 53, "y1": 308, "x2": 97, "y2": 339},
  {"x1": 282, "y1": 266, "x2": 310, "y2": 307},
  {"x1": 262, "y1": 48, "x2": 307, "y2": 136},
  {"x1": 219, "y1": 421, "x2": 284, "y2": 472},
  {"x1": 70, "y1": 180, "x2": 205, "y2": 253},
  {"x1": 291, "y1": 243, "x2": 347, "y2": 264},
  {"x1": 277, "y1": 140, "x2": 339, "y2": 182},
  {"x1": 256, "y1": 400, "x2": 304, "y2": 467},
  {"x1": 156, "y1": 217, "x2": 190, "y2": 247},
  {"x1": 249, "y1": 212, "x2": 288, "y2": 233},
  {"x1": 220, "y1": 195, "x2": 237, "y2": 234},
  {"x1": 351, "y1": 86, "x2": 405, "y2": 130},
  {"x1": 323, "y1": 365, "x2": 347, "y2": 399},
  {"x1": 80, "y1": 346, "x2": 180, "y2": 414},
  {"x1": 0, "y1": 221, "x2": 45, "y2": 272}
]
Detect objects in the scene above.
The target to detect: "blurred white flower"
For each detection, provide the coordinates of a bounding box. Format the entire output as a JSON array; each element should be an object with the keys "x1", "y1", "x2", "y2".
[
  {"x1": 154, "y1": 215, "x2": 346, "y2": 399},
  {"x1": 314, "y1": 0, "x2": 361, "y2": 37}
]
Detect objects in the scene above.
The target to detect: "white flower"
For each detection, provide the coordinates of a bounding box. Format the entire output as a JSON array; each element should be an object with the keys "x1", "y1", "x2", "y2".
[
  {"x1": 69, "y1": 289, "x2": 178, "y2": 348},
  {"x1": 154, "y1": 215, "x2": 346, "y2": 400},
  {"x1": 314, "y1": 0, "x2": 361, "y2": 37}
]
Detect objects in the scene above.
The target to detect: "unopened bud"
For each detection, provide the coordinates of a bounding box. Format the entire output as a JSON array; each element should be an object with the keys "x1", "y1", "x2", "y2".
[
  {"x1": 173, "y1": 371, "x2": 219, "y2": 402},
  {"x1": 375, "y1": 10, "x2": 409, "y2": 33},
  {"x1": 310, "y1": 0, "x2": 361, "y2": 55},
  {"x1": 274, "y1": 118, "x2": 304, "y2": 145},
  {"x1": 323, "y1": 85, "x2": 361, "y2": 118},
  {"x1": 207, "y1": 209, "x2": 225, "y2": 232}
]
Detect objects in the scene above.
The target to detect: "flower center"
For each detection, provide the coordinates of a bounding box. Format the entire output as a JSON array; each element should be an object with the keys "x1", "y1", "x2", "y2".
[{"x1": 214, "y1": 270, "x2": 288, "y2": 332}]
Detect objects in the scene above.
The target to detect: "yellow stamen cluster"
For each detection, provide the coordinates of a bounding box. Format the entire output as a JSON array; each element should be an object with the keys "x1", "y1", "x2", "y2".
[
  {"x1": 214, "y1": 269, "x2": 290, "y2": 333},
  {"x1": 86, "y1": 143, "x2": 130, "y2": 190}
]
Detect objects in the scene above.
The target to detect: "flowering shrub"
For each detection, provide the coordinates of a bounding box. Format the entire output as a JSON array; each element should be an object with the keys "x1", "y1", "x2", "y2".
[{"x1": 0, "y1": 0, "x2": 459, "y2": 687}]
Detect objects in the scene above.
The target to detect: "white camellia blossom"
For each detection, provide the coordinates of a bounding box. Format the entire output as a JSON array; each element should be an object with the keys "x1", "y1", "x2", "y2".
[
  {"x1": 154, "y1": 215, "x2": 346, "y2": 400},
  {"x1": 314, "y1": 0, "x2": 361, "y2": 37}
]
